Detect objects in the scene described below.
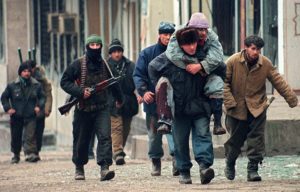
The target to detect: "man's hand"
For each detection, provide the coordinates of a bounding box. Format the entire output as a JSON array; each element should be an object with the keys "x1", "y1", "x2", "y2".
[
  {"x1": 7, "y1": 108, "x2": 16, "y2": 116},
  {"x1": 186, "y1": 64, "x2": 202, "y2": 75},
  {"x1": 143, "y1": 91, "x2": 155, "y2": 104},
  {"x1": 83, "y1": 88, "x2": 91, "y2": 99},
  {"x1": 137, "y1": 95, "x2": 143, "y2": 104},
  {"x1": 34, "y1": 106, "x2": 40, "y2": 115}
]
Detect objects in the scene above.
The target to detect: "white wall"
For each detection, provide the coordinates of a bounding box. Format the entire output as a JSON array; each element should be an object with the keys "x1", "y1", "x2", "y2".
[{"x1": 282, "y1": 1, "x2": 300, "y2": 89}]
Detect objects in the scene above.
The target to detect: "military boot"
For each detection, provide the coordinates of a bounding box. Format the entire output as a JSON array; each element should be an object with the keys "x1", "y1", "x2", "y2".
[
  {"x1": 179, "y1": 171, "x2": 192, "y2": 184},
  {"x1": 200, "y1": 165, "x2": 215, "y2": 184},
  {"x1": 151, "y1": 158, "x2": 161, "y2": 176},
  {"x1": 172, "y1": 156, "x2": 179, "y2": 176},
  {"x1": 11, "y1": 154, "x2": 20, "y2": 164},
  {"x1": 115, "y1": 155, "x2": 125, "y2": 165},
  {"x1": 100, "y1": 165, "x2": 115, "y2": 181},
  {"x1": 25, "y1": 153, "x2": 39, "y2": 163},
  {"x1": 211, "y1": 98, "x2": 226, "y2": 135},
  {"x1": 247, "y1": 161, "x2": 262, "y2": 182},
  {"x1": 75, "y1": 166, "x2": 85, "y2": 180},
  {"x1": 224, "y1": 159, "x2": 236, "y2": 180}
]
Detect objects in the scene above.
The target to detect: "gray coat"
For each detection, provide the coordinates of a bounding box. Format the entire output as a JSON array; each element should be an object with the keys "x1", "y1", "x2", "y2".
[{"x1": 165, "y1": 28, "x2": 224, "y2": 74}]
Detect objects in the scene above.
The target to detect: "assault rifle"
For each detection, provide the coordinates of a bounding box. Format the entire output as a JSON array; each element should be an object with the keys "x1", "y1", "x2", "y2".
[{"x1": 58, "y1": 76, "x2": 121, "y2": 115}]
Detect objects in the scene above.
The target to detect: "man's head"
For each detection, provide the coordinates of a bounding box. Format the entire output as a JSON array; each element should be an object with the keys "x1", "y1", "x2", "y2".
[
  {"x1": 176, "y1": 28, "x2": 199, "y2": 56},
  {"x1": 18, "y1": 61, "x2": 32, "y2": 79},
  {"x1": 85, "y1": 34, "x2": 103, "y2": 61},
  {"x1": 158, "y1": 21, "x2": 176, "y2": 46},
  {"x1": 187, "y1": 12, "x2": 209, "y2": 40},
  {"x1": 86, "y1": 34, "x2": 102, "y2": 50},
  {"x1": 244, "y1": 35, "x2": 265, "y2": 61},
  {"x1": 109, "y1": 39, "x2": 124, "y2": 62}
]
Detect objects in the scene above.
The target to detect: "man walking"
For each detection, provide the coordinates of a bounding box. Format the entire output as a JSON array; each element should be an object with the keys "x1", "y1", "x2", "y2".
[
  {"x1": 108, "y1": 39, "x2": 139, "y2": 165},
  {"x1": 149, "y1": 27, "x2": 215, "y2": 185},
  {"x1": 29, "y1": 60, "x2": 52, "y2": 160},
  {"x1": 223, "y1": 35, "x2": 299, "y2": 182},
  {"x1": 60, "y1": 34, "x2": 123, "y2": 181},
  {"x1": 165, "y1": 12, "x2": 226, "y2": 135},
  {"x1": 133, "y1": 22, "x2": 178, "y2": 176}
]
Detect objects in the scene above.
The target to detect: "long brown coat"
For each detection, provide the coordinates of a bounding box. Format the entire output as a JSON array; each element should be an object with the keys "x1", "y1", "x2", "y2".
[{"x1": 224, "y1": 50, "x2": 298, "y2": 120}]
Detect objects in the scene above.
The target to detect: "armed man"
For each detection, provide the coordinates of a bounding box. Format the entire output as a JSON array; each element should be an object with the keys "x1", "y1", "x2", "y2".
[
  {"x1": 28, "y1": 58, "x2": 52, "y2": 161},
  {"x1": 60, "y1": 34, "x2": 123, "y2": 181}
]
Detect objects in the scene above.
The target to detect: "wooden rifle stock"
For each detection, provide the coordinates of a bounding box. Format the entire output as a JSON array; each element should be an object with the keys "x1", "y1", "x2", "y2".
[{"x1": 58, "y1": 76, "x2": 121, "y2": 115}]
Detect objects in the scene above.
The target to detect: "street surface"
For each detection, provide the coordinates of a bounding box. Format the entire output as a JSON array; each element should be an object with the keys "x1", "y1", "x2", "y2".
[{"x1": 0, "y1": 149, "x2": 299, "y2": 192}]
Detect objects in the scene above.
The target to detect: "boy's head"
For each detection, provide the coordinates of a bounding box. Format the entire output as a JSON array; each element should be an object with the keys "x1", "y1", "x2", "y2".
[{"x1": 176, "y1": 28, "x2": 199, "y2": 56}]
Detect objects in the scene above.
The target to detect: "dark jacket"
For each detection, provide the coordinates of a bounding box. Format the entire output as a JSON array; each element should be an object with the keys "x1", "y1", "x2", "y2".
[
  {"x1": 60, "y1": 56, "x2": 123, "y2": 112},
  {"x1": 148, "y1": 53, "x2": 211, "y2": 118},
  {"x1": 108, "y1": 56, "x2": 138, "y2": 117},
  {"x1": 1, "y1": 77, "x2": 45, "y2": 118},
  {"x1": 133, "y1": 42, "x2": 167, "y2": 115}
]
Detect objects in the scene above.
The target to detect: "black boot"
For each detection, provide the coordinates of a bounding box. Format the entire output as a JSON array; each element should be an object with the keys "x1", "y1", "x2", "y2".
[
  {"x1": 172, "y1": 156, "x2": 179, "y2": 176},
  {"x1": 200, "y1": 165, "x2": 215, "y2": 184},
  {"x1": 179, "y1": 170, "x2": 192, "y2": 184},
  {"x1": 247, "y1": 161, "x2": 262, "y2": 182},
  {"x1": 114, "y1": 151, "x2": 126, "y2": 165},
  {"x1": 211, "y1": 98, "x2": 226, "y2": 135},
  {"x1": 157, "y1": 123, "x2": 171, "y2": 134},
  {"x1": 224, "y1": 159, "x2": 236, "y2": 180},
  {"x1": 11, "y1": 154, "x2": 20, "y2": 164},
  {"x1": 25, "y1": 153, "x2": 39, "y2": 163},
  {"x1": 151, "y1": 158, "x2": 161, "y2": 176},
  {"x1": 75, "y1": 166, "x2": 85, "y2": 180},
  {"x1": 100, "y1": 164, "x2": 115, "y2": 181},
  {"x1": 115, "y1": 155, "x2": 125, "y2": 165}
]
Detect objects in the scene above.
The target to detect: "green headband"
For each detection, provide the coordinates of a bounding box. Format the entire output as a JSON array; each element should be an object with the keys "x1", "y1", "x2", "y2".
[{"x1": 86, "y1": 34, "x2": 102, "y2": 45}]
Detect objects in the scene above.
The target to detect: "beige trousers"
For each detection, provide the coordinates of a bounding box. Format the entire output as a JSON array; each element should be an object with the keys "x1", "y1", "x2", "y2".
[{"x1": 111, "y1": 115, "x2": 132, "y2": 156}]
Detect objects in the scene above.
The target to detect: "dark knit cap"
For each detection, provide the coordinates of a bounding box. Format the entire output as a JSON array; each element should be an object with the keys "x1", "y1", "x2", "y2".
[
  {"x1": 158, "y1": 21, "x2": 175, "y2": 34},
  {"x1": 85, "y1": 34, "x2": 103, "y2": 45},
  {"x1": 18, "y1": 62, "x2": 32, "y2": 75},
  {"x1": 176, "y1": 28, "x2": 200, "y2": 46},
  {"x1": 108, "y1": 39, "x2": 124, "y2": 54}
]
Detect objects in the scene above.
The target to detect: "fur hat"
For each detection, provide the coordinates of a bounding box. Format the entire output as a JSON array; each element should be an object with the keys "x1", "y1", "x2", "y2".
[
  {"x1": 158, "y1": 21, "x2": 176, "y2": 34},
  {"x1": 188, "y1": 12, "x2": 209, "y2": 29},
  {"x1": 176, "y1": 28, "x2": 199, "y2": 46},
  {"x1": 85, "y1": 34, "x2": 103, "y2": 46},
  {"x1": 108, "y1": 39, "x2": 124, "y2": 54},
  {"x1": 18, "y1": 62, "x2": 31, "y2": 75}
]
